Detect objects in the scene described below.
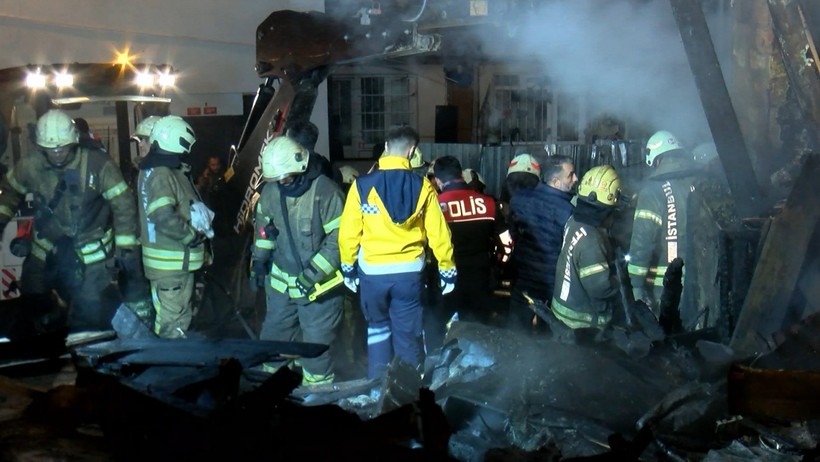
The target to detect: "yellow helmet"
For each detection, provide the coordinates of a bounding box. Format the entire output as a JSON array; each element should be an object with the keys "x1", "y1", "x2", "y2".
[
  {"x1": 261, "y1": 135, "x2": 309, "y2": 181},
  {"x1": 507, "y1": 153, "x2": 541, "y2": 177},
  {"x1": 578, "y1": 165, "x2": 621, "y2": 206},
  {"x1": 409, "y1": 146, "x2": 425, "y2": 169}
]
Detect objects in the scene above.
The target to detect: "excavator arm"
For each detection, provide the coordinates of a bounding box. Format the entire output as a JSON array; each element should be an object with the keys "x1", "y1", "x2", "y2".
[{"x1": 206, "y1": 8, "x2": 442, "y2": 329}]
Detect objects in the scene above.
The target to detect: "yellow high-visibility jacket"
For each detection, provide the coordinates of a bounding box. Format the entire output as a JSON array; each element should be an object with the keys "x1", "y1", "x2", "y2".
[{"x1": 338, "y1": 155, "x2": 455, "y2": 278}]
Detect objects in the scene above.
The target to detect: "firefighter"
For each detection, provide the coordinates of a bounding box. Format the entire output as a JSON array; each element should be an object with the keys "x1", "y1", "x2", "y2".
[
  {"x1": 0, "y1": 109, "x2": 140, "y2": 332},
  {"x1": 338, "y1": 125, "x2": 456, "y2": 379},
  {"x1": 337, "y1": 165, "x2": 360, "y2": 196},
  {"x1": 628, "y1": 130, "x2": 700, "y2": 328},
  {"x1": 131, "y1": 116, "x2": 162, "y2": 160},
  {"x1": 250, "y1": 135, "x2": 345, "y2": 386},
  {"x1": 551, "y1": 165, "x2": 622, "y2": 331},
  {"x1": 128, "y1": 115, "x2": 162, "y2": 188},
  {"x1": 137, "y1": 115, "x2": 211, "y2": 339}
]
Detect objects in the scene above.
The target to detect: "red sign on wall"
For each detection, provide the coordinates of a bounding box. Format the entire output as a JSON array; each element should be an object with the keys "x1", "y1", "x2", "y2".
[
  {"x1": 187, "y1": 107, "x2": 202, "y2": 116},
  {"x1": 204, "y1": 106, "x2": 217, "y2": 115}
]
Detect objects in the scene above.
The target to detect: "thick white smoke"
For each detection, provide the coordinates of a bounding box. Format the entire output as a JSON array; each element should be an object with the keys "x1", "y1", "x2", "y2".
[{"x1": 489, "y1": 0, "x2": 716, "y2": 144}]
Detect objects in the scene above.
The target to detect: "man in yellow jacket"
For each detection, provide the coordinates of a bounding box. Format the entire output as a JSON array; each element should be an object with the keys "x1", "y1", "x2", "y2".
[{"x1": 339, "y1": 125, "x2": 456, "y2": 379}]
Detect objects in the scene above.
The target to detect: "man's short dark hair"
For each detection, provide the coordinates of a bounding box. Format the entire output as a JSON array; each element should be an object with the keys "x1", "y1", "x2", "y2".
[
  {"x1": 542, "y1": 155, "x2": 574, "y2": 182},
  {"x1": 385, "y1": 125, "x2": 419, "y2": 154},
  {"x1": 286, "y1": 121, "x2": 319, "y2": 151},
  {"x1": 433, "y1": 155, "x2": 462, "y2": 183}
]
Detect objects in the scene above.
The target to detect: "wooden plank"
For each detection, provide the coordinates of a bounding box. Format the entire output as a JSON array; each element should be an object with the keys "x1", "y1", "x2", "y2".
[
  {"x1": 768, "y1": 0, "x2": 820, "y2": 149},
  {"x1": 728, "y1": 364, "x2": 820, "y2": 420},
  {"x1": 668, "y1": 0, "x2": 765, "y2": 217},
  {"x1": 730, "y1": 155, "x2": 820, "y2": 354}
]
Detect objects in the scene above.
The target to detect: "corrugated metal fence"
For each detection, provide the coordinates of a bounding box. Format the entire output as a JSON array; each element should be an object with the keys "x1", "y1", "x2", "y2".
[{"x1": 419, "y1": 140, "x2": 648, "y2": 198}]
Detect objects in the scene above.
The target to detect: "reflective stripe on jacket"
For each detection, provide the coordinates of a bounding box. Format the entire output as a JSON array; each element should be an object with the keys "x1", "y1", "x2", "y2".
[
  {"x1": 338, "y1": 156, "x2": 455, "y2": 276},
  {"x1": 137, "y1": 164, "x2": 204, "y2": 277},
  {"x1": 628, "y1": 156, "x2": 698, "y2": 295},
  {"x1": 0, "y1": 147, "x2": 138, "y2": 263},
  {"x1": 252, "y1": 174, "x2": 344, "y2": 297},
  {"x1": 551, "y1": 216, "x2": 618, "y2": 329}
]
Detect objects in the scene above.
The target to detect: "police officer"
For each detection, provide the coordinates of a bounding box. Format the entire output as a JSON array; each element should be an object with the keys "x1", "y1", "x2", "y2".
[{"x1": 0, "y1": 109, "x2": 140, "y2": 332}]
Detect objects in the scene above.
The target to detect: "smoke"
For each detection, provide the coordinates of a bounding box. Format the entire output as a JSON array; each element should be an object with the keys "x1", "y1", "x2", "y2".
[{"x1": 486, "y1": 0, "x2": 715, "y2": 144}]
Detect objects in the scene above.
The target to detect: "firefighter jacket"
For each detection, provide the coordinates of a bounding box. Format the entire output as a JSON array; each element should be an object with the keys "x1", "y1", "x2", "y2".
[
  {"x1": 0, "y1": 147, "x2": 138, "y2": 264},
  {"x1": 251, "y1": 167, "x2": 345, "y2": 299},
  {"x1": 509, "y1": 182, "x2": 574, "y2": 299},
  {"x1": 137, "y1": 156, "x2": 205, "y2": 279},
  {"x1": 437, "y1": 181, "x2": 498, "y2": 270},
  {"x1": 627, "y1": 155, "x2": 700, "y2": 297},
  {"x1": 339, "y1": 155, "x2": 456, "y2": 279},
  {"x1": 551, "y1": 213, "x2": 619, "y2": 329}
]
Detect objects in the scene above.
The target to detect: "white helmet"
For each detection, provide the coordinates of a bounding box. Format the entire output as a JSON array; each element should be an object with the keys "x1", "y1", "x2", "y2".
[
  {"x1": 261, "y1": 136, "x2": 309, "y2": 181},
  {"x1": 36, "y1": 109, "x2": 78, "y2": 149},
  {"x1": 692, "y1": 142, "x2": 718, "y2": 164},
  {"x1": 150, "y1": 115, "x2": 196, "y2": 154},
  {"x1": 507, "y1": 153, "x2": 541, "y2": 177},
  {"x1": 463, "y1": 168, "x2": 484, "y2": 185},
  {"x1": 645, "y1": 130, "x2": 683, "y2": 166},
  {"x1": 338, "y1": 165, "x2": 360, "y2": 184},
  {"x1": 132, "y1": 115, "x2": 162, "y2": 141}
]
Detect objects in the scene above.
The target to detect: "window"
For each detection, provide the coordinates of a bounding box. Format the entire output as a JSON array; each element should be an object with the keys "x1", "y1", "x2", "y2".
[
  {"x1": 482, "y1": 72, "x2": 586, "y2": 144},
  {"x1": 329, "y1": 73, "x2": 417, "y2": 159},
  {"x1": 489, "y1": 74, "x2": 553, "y2": 143}
]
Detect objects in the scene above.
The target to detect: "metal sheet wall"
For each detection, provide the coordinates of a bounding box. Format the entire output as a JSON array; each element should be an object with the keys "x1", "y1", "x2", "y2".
[{"x1": 418, "y1": 141, "x2": 648, "y2": 198}]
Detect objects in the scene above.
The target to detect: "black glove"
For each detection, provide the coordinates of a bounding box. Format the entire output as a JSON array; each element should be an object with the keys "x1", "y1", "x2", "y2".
[
  {"x1": 116, "y1": 247, "x2": 141, "y2": 276},
  {"x1": 116, "y1": 247, "x2": 149, "y2": 303},
  {"x1": 249, "y1": 259, "x2": 270, "y2": 292},
  {"x1": 295, "y1": 266, "x2": 321, "y2": 298}
]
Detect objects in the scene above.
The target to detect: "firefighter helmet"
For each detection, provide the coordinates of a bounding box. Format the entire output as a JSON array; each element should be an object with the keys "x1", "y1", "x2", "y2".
[
  {"x1": 132, "y1": 115, "x2": 162, "y2": 140},
  {"x1": 507, "y1": 153, "x2": 541, "y2": 177},
  {"x1": 692, "y1": 142, "x2": 717, "y2": 164},
  {"x1": 150, "y1": 115, "x2": 196, "y2": 154},
  {"x1": 645, "y1": 130, "x2": 683, "y2": 166},
  {"x1": 578, "y1": 165, "x2": 621, "y2": 206},
  {"x1": 36, "y1": 109, "x2": 78, "y2": 149},
  {"x1": 463, "y1": 168, "x2": 484, "y2": 185},
  {"x1": 339, "y1": 165, "x2": 360, "y2": 184},
  {"x1": 409, "y1": 146, "x2": 424, "y2": 168},
  {"x1": 36, "y1": 109, "x2": 79, "y2": 167},
  {"x1": 261, "y1": 135, "x2": 309, "y2": 181}
]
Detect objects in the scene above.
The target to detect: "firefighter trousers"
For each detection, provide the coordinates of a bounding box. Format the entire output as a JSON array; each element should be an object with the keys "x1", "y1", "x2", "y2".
[
  {"x1": 149, "y1": 271, "x2": 194, "y2": 339},
  {"x1": 22, "y1": 255, "x2": 114, "y2": 332},
  {"x1": 261, "y1": 287, "x2": 343, "y2": 385}
]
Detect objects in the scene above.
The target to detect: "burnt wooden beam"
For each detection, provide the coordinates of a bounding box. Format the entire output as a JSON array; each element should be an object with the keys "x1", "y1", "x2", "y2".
[
  {"x1": 730, "y1": 154, "x2": 820, "y2": 355},
  {"x1": 669, "y1": 0, "x2": 765, "y2": 218},
  {"x1": 728, "y1": 364, "x2": 820, "y2": 420},
  {"x1": 768, "y1": 0, "x2": 820, "y2": 149}
]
